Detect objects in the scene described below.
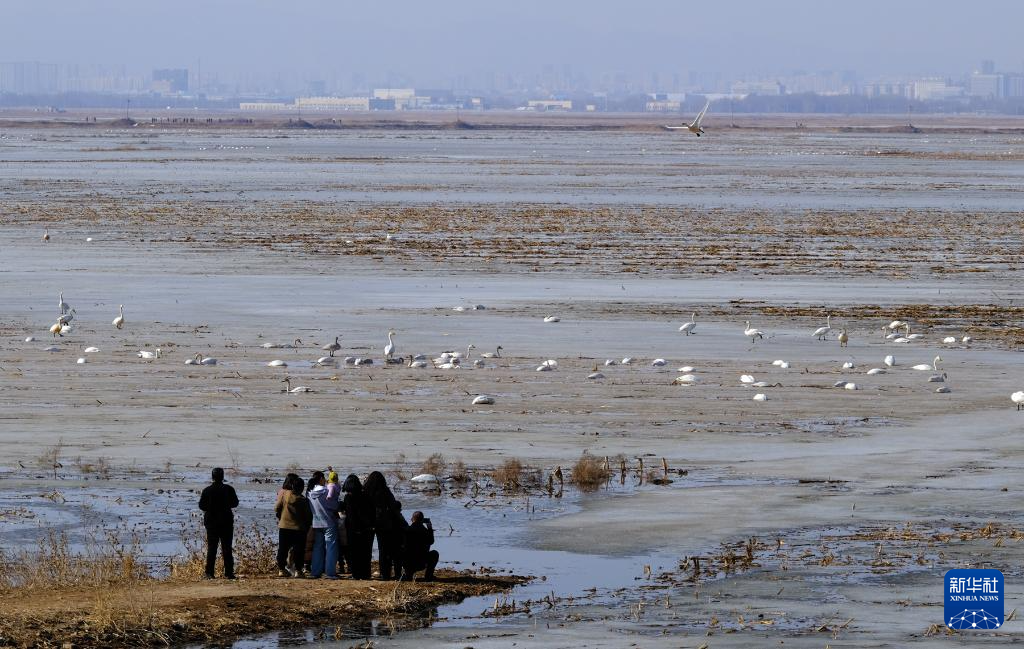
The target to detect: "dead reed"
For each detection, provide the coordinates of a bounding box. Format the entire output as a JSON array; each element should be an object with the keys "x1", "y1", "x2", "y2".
[
  {"x1": 0, "y1": 527, "x2": 149, "y2": 593},
  {"x1": 420, "y1": 453, "x2": 446, "y2": 476},
  {"x1": 570, "y1": 453, "x2": 611, "y2": 491},
  {"x1": 491, "y1": 458, "x2": 524, "y2": 490}
]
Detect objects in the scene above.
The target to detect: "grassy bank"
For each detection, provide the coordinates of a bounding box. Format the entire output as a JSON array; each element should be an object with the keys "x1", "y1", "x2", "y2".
[{"x1": 0, "y1": 528, "x2": 525, "y2": 648}]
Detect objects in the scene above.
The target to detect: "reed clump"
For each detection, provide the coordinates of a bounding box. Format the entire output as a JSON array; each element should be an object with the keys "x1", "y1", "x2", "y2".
[
  {"x1": 571, "y1": 453, "x2": 610, "y2": 491},
  {"x1": 421, "y1": 453, "x2": 446, "y2": 476},
  {"x1": 491, "y1": 458, "x2": 524, "y2": 490}
]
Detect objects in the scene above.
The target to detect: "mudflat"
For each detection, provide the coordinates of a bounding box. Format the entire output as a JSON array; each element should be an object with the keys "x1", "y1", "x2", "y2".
[{"x1": 1, "y1": 121, "x2": 1021, "y2": 647}]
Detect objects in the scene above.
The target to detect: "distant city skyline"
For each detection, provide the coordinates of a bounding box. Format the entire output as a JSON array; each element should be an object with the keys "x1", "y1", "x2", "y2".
[{"x1": 3, "y1": 0, "x2": 1024, "y2": 91}]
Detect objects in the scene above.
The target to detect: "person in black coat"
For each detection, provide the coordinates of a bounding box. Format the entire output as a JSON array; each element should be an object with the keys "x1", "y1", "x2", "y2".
[
  {"x1": 198, "y1": 467, "x2": 239, "y2": 579},
  {"x1": 364, "y1": 470, "x2": 401, "y2": 580},
  {"x1": 342, "y1": 474, "x2": 374, "y2": 579},
  {"x1": 400, "y1": 511, "x2": 438, "y2": 582}
]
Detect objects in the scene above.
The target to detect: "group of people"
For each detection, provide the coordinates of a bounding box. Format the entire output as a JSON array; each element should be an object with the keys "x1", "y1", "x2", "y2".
[{"x1": 198, "y1": 467, "x2": 439, "y2": 582}]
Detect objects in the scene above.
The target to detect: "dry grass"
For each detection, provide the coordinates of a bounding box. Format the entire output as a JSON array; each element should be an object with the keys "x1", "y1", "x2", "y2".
[
  {"x1": 449, "y1": 459, "x2": 470, "y2": 484},
  {"x1": 491, "y1": 458, "x2": 524, "y2": 490},
  {"x1": 571, "y1": 453, "x2": 610, "y2": 491},
  {"x1": 171, "y1": 520, "x2": 277, "y2": 579},
  {"x1": 36, "y1": 439, "x2": 64, "y2": 480},
  {"x1": 0, "y1": 528, "x2": 148, "y2": 593},
  {"x1": 76, "y1": 456, "x2": 112, "y2": 479},
  {"x1": 420, "y1": 453, "x2": 446, "y2": 476}
]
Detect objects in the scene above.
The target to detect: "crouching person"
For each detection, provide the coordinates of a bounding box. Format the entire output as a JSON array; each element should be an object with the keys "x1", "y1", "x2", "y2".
[{"x1": 400, "y1": 511, "x2": 438, "y2": 582}]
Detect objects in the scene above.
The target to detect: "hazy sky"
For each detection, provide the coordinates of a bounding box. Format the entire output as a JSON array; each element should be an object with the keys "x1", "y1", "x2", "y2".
[{"x1": 4, "y1": 0, "x2": 1023, "y2": 83}]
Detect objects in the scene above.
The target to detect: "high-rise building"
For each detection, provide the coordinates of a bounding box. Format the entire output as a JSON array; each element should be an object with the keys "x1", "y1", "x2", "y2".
[
  {"x1": 152, "y1": 69, "x2": 188, "y2": 94},
  {"x1": 969, "y1": 72, "x2": 1003, "y2": 98}
]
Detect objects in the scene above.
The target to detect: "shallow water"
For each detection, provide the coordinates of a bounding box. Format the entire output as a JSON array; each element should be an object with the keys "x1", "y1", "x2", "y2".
[{"x1": 4, "y1": 128, "x2": 1024, "y2": 211}]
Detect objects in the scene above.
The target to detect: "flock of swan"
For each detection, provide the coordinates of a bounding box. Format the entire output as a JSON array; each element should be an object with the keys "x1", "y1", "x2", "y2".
[{"x1": 20, "y1": 295, "x2": 1023, "y2": 410}]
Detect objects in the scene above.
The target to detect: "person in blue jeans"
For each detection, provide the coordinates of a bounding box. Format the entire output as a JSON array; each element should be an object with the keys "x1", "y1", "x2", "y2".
[{"x1": 306, "y1": 471, "x2": 340, "y2": 579}]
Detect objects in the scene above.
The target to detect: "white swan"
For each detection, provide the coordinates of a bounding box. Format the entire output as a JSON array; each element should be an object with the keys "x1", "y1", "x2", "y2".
[
  {"x1": 138, "y1": 348, "x2": 161, "y2": 360},
  {"x1": 408, "y1": 357, "x2": 428, "y2": 369},
  {"x1": 1012, "y1": 391, "x2": 1024, "y2": 410},
  {"x1": 472, "y1": 359, "x2": 485, "y2": 368},
  {"x1": 651, "y1": 359, "x2": 667, "y2": 367},
  {"x1": 438, "y1": 357, "x2": 461, "y2": 370},
  {"x1": 883, "y1": 320, "x2": 906, "y2": 336},
  {"x1": 884, "y1": 355, "x2": 895, "y2": 367},
  {"x1": 842, "y1": 361, "x2": 855, "y2": 369},
  {"x1": 43, "y1": 345, "x2": 60, "y2": 352},
  {"x1": 313, "y1": 356, "x2": 338, "y2": 367},
  {"x1": 410, "y1": 474, "x2": 438, "y2": 484},
  {"x1": 621, "y1": 357, "x2": 634, "y2": 365},
  {"x1": 268, "y1": 359, "x2": 288, "y2": 367},
  {"x1": 943, "y1": 336, "x2": 957, "y2": 344},
  {"x1": 752, "y1": 393, "x2": 768, "y2": 401},
  {"x1": 677, "y1": 365, "x2": 695, "y2": 373},
  {"x1": 844, "y1": 382, "x2": 859, "y2": 390},
  {"x1": 384, "y1": 330, "x2": 396, "y2": 360},
  {"x1": 480, "y1": 346, "x2": 503, "y2": 359},
  {"x1": 536, "y1": 364, "x2": 554, "y2": 372},
  {"x1": 912, "y1": 356, "x2": 941, "y2": 371},
  {"x1": 111, "y1": 305, "x2": 125, "y2": 330},
  {"x1": 866, "y1": 368, "x2": 886, "y2": 375},
  {"x1": 743, "y1": 321, "x2": 765, "y2": 342},
  {"x1": 42, "y1": 227, "x2": 50, "y2": 241},
  {"x1": 663, "y1": 100, "x2": 710, "y2": 136},
  {"x1": 25, "y1": 336, "x2": 36, "y2": 342},
  {"x1": 812, "y1": 315, "x2": 832, "y2": 341},
  {"x1": 771, "y1": 360, "x2": 790, "y2": 369},
  {"x1": 58, "y1": 292, "x2": 69, "y2": 315},
  {"x1": 84, "y1": 346, "x2": 100, "y2": 353},
  {"x1": 434, "y1": 352, "x2": 453, "y2": 364},
  {"x1": 187, "y1": 353, "x2": 217, "y2": 366},
  {"x1": 935, "y1": 386, "x2": 951, "y2": 393},
  {"x1": 679, "y1": 313, "x2": 697, "y2": 335},
  {"x1": 290, "y1": 386, "x2": 314, "y2": 393},
  {"x1": 837, "y1": 329, "x2": 849, "y2": 348},
  {"x1": 904, "y1": 324, "x2": 924, "y2": 340},
  {"x1": 77, "y1": 357, "x2": 86, "y2": 364},
  {"x1": 543, "y1": 315, "x2": 561, "y2": 323},
  {"x1": 672, "y1": 374, "x2": 700, "y2": 384},
  {"x1": 740, "y1": 374, "x2": 755, "y2": 384},
  {"x1": 471, "y1": 395, "x2": 495, "y2": 405},
  {"x1": 322, "y1": 336, "x2": 341, "y2": 357},
  {"x1": 962, "y1": 336, "x2": 973, "y2": 345},
  {"x1": 587, "y1": 371, "x2": 605, "y2": 379},
  {"x1": 604, "y1": 359, "x2": 617, "y2": 366}
]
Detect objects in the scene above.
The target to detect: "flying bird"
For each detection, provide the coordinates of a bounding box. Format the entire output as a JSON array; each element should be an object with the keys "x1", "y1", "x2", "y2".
[{"x1": 664, "y1": 101, "x2": 711, "y2": 136}]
